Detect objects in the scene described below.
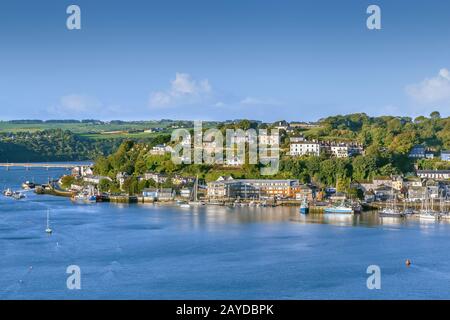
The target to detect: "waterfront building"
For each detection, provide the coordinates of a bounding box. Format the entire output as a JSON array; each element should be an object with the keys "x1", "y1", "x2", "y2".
[
  {"x1": 417, "y1": 170, "x2": 450, "y2": 180},
  {"x1": 294, "y1": 184, "x2": 315, "y2": 201},
  {"x1": 359, "y1": 177, "x2": 392, "y2": 192},
  {"x1": 142, "y1": 188, "x2": 175, "y2": 201},
  {"x1": 180, "y1": 188, "x2": 191, "y2": 198},
  {"x1": 441, "y1": 150, "x2": 450, "y2": 161},
  {"x1": 207, "y1": 178, "x2": 302, "y2": 200},
  {"x1": 407, "y1": 186, "x2": 427, "y2": 202},
  {"x1": 392, "y1": 176, "x2": 404, "y2": 191},
  {"x1": 373, "y1": 185, "x2": 394, "y2": 201}
]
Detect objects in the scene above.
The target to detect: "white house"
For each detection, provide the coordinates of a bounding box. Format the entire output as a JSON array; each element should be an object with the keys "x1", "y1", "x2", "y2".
[{"x1": 290, "y1": 141, "x2": 321, "y2": 156}]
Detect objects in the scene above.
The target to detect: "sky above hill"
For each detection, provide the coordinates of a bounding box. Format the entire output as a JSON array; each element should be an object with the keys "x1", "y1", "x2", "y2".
[{"x1": 0, "y1": 0, "x2": 449, "y2": 121}]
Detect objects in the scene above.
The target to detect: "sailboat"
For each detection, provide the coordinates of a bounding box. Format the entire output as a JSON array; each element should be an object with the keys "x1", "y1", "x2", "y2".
[
  {"x1": 324, "y1": 175, "x2": 353, "y2": 214},
  {"x1": 188, "y1": 175, "x2": 203, "y2": 206},
  {"x1": 45, "y1": 210, "x2": 52, "y2": 234},
  {"x1": 418, "y1": 190, "x2": 438, "y2": 221},
  {"x1": 379, "y1": 188, "x2": 404, "y2": 218},
  {"x1": 438, "y1": 191, "x2": 449, "y2": 220}
]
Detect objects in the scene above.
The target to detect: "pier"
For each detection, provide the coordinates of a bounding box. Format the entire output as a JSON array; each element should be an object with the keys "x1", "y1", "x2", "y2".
[{"x1": 0, "y1": 163, "x2": 93, "y2": 170}]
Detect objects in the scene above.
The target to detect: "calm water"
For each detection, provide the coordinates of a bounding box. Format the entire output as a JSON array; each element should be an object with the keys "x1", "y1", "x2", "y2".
[{"x1": 1, "y1": 166, "x2": 450, "y2": 299}]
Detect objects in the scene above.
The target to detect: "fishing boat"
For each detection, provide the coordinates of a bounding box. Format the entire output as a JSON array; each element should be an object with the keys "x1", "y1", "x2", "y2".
[
  {"x1": 22, "y1": 181, "x2": 36, "y2": 190},
  {"x1": 324, "y1": 201, "x2": 354, "y2": 214},
  {"x1": 72, "y1": 185, "x2": 97, "y2": 204},
  {"x1": 379, "y1": 189, "x2": 404, "y2": 217},
  {"x1": 12, "y1": 191, "x2": 25, "y2": 200},
  {"x1": 45, "y1": 210, "x2": 52, "y2": 234},
  {"x1": 72, "y1": 193, "x2": 97, "y2": 204},
  {"x1": 299, "y1": 197, "x2": 309, "y2": 214}
]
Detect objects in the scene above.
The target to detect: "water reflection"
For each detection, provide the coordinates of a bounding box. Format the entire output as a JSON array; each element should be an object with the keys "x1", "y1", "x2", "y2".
[{"x1": 146, "y1": 204, "x2": 413, "y2": 228}]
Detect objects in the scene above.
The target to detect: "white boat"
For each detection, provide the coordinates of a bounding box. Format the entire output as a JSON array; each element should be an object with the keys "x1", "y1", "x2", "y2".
[
  {"x1": 379, "y1": 188, "x2": 404, "y2": 217},
  {"x1": 418, "y1": 211, "x2": 438, "y2": 220},
  {"x1": 418, "y1": 190, "x2": 439, "y2": 220},
  {"x1": 12, "y1": 191, "x2": 25, "y2": 200},
  {"x1": 3, "y1": 188, "x2": 13, "y2": 197},
  {"x1": 439, "y1": 213, "x2": 450, "y2": 220},
  {"x1": 324, "y1": 201, "x2": 354, "y2": 214},
  {"x1": 45, "y1": 210, "x2": 52, "y2": 234},
  {"x1": 379, "y1": 207, "x2": 404, "y2": 218},
  {"x1": 188, "y1": 175, "x2": 204, "y2": 206},
  {"x1": 179, "y1": 203, "x2": 190, "y2": 208},
  {"x1": 72, "y1": 192, "x2": 97, "y2": 204}
]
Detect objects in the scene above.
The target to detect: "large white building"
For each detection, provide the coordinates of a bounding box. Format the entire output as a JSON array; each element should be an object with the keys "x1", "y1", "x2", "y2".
[
  {"x1": 290, "y1": 141, "x2": 321, "y2": 156},
  {"x1": 330, "y1": 145, "x2": 350, "y2": 158}
]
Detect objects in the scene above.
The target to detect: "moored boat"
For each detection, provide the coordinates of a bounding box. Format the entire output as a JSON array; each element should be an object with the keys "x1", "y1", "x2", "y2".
[
  {"x1": 379, "y1": 188, "x2": 404, "y2": 217},
  {"x1": 299, "y1": 198, "x2": 309, "y2": 214},
  {"x1": 418, "y1": 211, "x2": 438, "y2": 220},
  {"x1": 3, "y1": 188, "x2": 13, "y2": 197},
  {"x1": 22, "y1": 181, "x2": 36, "y2": 190},
  {"x1": 324, "y1": 202, "x2": 354, "y2": 214},
  {"x1": 12, "y1": 191, "x2": 25, "y2": 200}
]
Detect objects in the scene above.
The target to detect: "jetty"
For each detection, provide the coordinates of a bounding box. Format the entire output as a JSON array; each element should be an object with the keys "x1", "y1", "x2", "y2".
[{"x1": 0, "y1": 163, "x2": 92, "y2": 170}]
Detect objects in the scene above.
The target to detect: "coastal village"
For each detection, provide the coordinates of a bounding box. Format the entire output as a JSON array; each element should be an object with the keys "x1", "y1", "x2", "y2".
[
  {"x1": 4, "y1": 117, "x2": 447, "y2": 219},
  {"x1": 4, "y1": 115, "x2": 450, "y2": 217}
]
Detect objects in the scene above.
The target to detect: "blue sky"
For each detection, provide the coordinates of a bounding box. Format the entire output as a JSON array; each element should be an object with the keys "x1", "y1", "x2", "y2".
[{"x1": 0, "y1": 0, "x2": 449, "y2": 121}]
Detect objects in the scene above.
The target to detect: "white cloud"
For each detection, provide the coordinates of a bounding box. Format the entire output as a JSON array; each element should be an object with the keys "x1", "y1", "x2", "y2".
[
  {"x1": 406, "y1": 68, "x2": 450, "y2": 104},
  {"x1": 48, "y1": 94, "x2": 103, "y2": 115},
  {"x1": 239, "y1": 96, "x2": 280, "y2": 106},
  {"x1": 149, "y1": 73, "x2": 212, "y2": 107}
]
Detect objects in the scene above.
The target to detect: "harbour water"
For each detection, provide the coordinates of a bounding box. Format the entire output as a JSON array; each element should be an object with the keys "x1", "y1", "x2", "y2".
[{"x1": 2, "y1": 166, "x2": 450, "y2": 299}]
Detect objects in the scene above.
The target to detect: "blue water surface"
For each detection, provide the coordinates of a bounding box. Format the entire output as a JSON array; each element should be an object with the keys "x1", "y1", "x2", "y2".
[{"x1": 1, "y1": 166, "x2": 450, "y2": 299}]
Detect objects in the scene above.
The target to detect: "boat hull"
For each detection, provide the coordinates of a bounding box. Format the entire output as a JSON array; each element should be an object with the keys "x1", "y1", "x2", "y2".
[
  {"x1": 324, "y1": 208, "x2": 353, "y2": 214},
  {"x1": 299, "y1": 207, "x2": 309, "y2": 214}
]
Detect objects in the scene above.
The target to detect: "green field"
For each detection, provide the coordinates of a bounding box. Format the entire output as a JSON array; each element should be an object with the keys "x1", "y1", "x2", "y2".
[{"x1": 0, "y1": 121, "x2": 174, "y2": 134}]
